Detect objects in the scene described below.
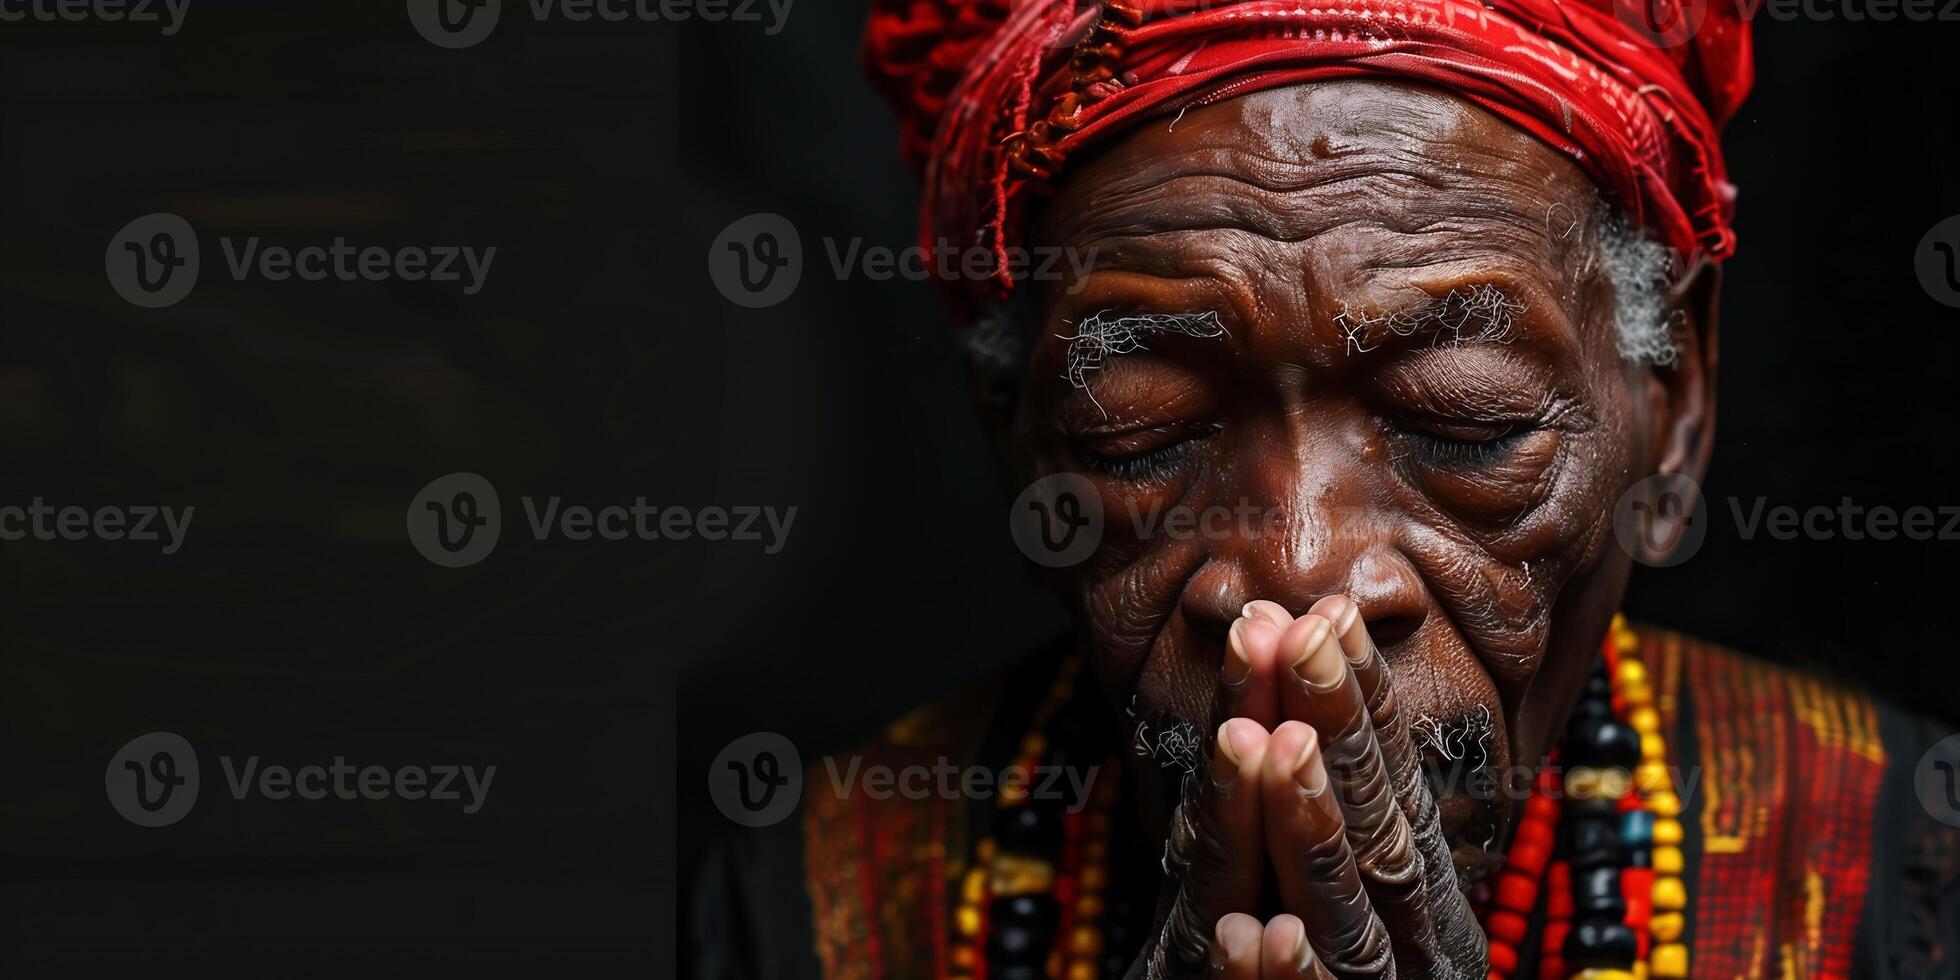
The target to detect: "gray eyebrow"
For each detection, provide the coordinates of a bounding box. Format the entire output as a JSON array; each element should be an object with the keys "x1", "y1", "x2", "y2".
[
  {"x1": 1334, "y1": 283, "x2": 1526, "y2": 355},
  {"x1": 1056, "y1": 310, "x2": 1228, "y2": 392}
]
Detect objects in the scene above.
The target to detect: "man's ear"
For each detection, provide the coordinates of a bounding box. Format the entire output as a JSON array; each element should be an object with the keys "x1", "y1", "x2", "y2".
[{"x1": 1647, "y1": 257, "x2": 1720, "y2": 486}]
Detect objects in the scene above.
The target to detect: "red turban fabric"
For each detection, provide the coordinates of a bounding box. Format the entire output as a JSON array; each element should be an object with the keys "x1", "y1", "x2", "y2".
[{"x1": 863, "y1": 0, "x2": 1752, "y2": 316}]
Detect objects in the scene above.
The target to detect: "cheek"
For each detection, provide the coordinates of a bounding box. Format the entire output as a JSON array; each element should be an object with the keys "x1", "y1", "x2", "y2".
[{"x1": 1397, "y1": 410, "x2": 1637, "y2": 693}]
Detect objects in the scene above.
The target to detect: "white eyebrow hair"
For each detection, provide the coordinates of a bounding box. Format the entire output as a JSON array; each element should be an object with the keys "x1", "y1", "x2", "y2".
[
  {"x1": 1056, "y1": 310, "x2": 1228, "y2": 395},
  {"x1": 1334, "y1": 283, "x2": 1527, "y2": 355}
]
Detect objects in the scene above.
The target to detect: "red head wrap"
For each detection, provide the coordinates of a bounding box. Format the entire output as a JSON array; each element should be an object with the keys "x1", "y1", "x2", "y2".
[{"x1": 863, "y1": 0, "x2": 1752, "y2": 317}]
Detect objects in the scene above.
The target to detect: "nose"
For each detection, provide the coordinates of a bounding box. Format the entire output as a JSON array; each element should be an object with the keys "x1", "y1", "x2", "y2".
[{"x1": 1178, "y1": 427, "x2": 1429, "y2": 647}]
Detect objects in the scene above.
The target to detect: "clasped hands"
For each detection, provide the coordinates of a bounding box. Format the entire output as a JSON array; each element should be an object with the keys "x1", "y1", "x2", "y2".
[{"x1": 1136, "y1": 595, "x2": 1488, "y2": 980}]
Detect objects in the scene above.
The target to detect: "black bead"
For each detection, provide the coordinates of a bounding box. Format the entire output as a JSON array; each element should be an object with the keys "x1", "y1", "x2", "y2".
[
  {"x1": 994, "y1": 803, "x2": 1061, "y2": 853},
  {"x1": 986, "y1": 924, "x2": 1049, "y2": 964},
  {"x1": 1565, "y1": 717, "x2": 1641, "y2": 769},
  {"x1": 1573, "y1": 866, "x2": 1628, "y2": 918},
  {"x1": 990, "y1": 964, "x2": 1045, "y2": 980},
  {"x1": 1586, "y1": 673, "x2": 1614, "y2": 697},
  {"x1": 1569, "y1": 697, "x2": 1613, "y2": 721},
  {"x1": 1566, "y1": 818, "x2": 1623, "y2": 869},
  {"x1": 1565, "y1": 796, "x2": 1619, "y2": 821},
  {"x1": 990, "y1": 893, "x2": 1060, "y2": 933},
  {"x1": 1563, "y1": 919, "x2": 1639, "y2": 968},
  {"x1": 1629, "y1": 848, "x2": 1652, "y2": 868}
]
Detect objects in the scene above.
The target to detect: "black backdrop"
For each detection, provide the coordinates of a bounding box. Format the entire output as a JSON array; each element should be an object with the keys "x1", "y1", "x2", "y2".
[{"x1": 0, "y1": 1, "x2": 1956, "y2": 974}]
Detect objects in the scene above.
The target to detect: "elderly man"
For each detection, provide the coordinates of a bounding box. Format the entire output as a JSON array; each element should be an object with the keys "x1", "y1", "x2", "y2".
[{"x1": 690, "y1": 1, "x2": 1960, "y2": 977}]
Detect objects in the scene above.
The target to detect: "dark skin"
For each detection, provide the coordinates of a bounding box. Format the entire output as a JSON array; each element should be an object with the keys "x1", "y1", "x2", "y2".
[{"x1": 984, "y1": 81, "x2": 1719, "y2": 977}]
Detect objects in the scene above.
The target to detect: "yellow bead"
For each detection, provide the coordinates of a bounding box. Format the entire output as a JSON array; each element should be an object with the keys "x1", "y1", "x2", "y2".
[
  {"x1": 1641, "y1": 732, "x2": 1667, "y2": 762},
  {"x1": 1075, "y1": 894, "x2": 1104, "y2": 922},
  {"x1": 1020, "y1": 733, "x2": 1048, "y2": 757},
  {"x1": 1637, "y1": 762, "x2": 1672, "y2": 794},
  {"x1": 1574, "y1": 971, "x2": 1636, "y2": 980},
  {"x1": 1069, "y1": 925, "x2": 1102, "y2": 956},
  {"x1": 962, "y1": 868, "x2": 986, "y2": 904},
  {"x1": 1068, "y1": 962, "x2": 1097, "y2": 980},
  {"x1": 1616, "y1": 659, "x2": 1648, "y2": 687},
  {"x1": 1612, "y1": 612, "x2": 1628, "y2": 632},
  {"x1": 1652, "y1": 876, "x2": 1687, "y2": 910},
  {"x1": 952, "y1": 944, "x2": 976, "y2": 968},
  {"x1": 1653, "y1": 818, "x2": 1683, "y2": 845},
  {"x1": 989, "y1": 854, "x2": 1055, "y2": 896},
  {"x1": 1651, "y1": 942, "x2": 1689, "y2": 977},
  {"x1": 1629, "y1": 706, "x2": 1661, "y2": 733},
  {"x1": 1616, "y1": 628, "x2": 1640, "y2": 655},
  {"x1": 956, "y1": 905, "x2": 981, "y2": 937},
  {"x1": 1079, "y1": 863, "x2": 1108, "y2": 891},
  {"x1": 1651, "y1": 912, "x2": 1684, "y2": 943},
  {"x1": 1622, "y1": 681, "x2": 1653, "y2": 705},
  {"x1": 1647, "y1": 791, "x2": 1682, "y2": 816},
  {"x1": 976, "y1": 839, "x2": 996, "y2": 862},
  {"x1": 1634, "y1": 965, "x2": 1649, "y2": 980},
  {"x1": 1652, "y1": 845, "x2": 1684, "y2": 875}
]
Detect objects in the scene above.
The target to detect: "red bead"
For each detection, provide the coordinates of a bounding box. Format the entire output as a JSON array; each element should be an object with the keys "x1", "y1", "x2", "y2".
[
  {"x1": 1487, "y1": 941, "x2": 1518, "y2": 973},
  {"x1": 1486, "y1": 909, "x2": 1529, "y2": 946},
  {"x1": 1525, "y1": 793, "x2": 1559, "y2": 823},
  {"x1": 1537, "y1": 957, "x2": 1565, "y2": 980},
  {"x1": 1493, "y1": 869, "x2": 1538, "y2": 912},
  {"x1": 1508, "y1": 839, "x2": 1551, "y2": 878},
  {"x1": 1536, "y1": 767, "x2": 1561, "y2": 792}
]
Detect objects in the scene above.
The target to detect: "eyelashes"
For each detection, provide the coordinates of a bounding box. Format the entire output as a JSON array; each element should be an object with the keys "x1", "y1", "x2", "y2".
[
  {"x1": 1405, "y1": 425, "x2": 1533, "y2": 469},
  {"x1": 1076, "y1": 423, "x2": 1220, "y2": 483}
]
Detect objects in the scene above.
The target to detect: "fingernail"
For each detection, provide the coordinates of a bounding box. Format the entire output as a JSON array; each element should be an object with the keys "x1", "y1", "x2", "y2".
[
  {"x1": 1294, "y1": 732, "x2": 1327, "y2": 796},
  {"x1": 1217, "y1": 720, "x2": 1243, "y2": 766},
  {"x1": 1289, "y1": 618, "x2": 1342, "y2": 689},
  {"x1": 1293, "y1": 925, "x2": 1311, "y2": 968},
  {"x1": 1224, "y1": 620, "x2": 1254, "y2": 687}
]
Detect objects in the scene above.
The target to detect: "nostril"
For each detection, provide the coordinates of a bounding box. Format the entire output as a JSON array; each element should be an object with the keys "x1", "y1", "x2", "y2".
[{"x1": 1365, "y1": 612, "x2": 1424, "y2": 651}]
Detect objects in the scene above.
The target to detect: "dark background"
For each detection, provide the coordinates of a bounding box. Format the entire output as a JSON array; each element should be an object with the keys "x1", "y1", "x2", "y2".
[{"x1": 0, "y1": 1, "x2": 1954, "y2": 976}]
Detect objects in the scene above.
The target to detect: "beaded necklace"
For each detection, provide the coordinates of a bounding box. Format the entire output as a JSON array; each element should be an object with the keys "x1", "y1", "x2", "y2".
[{"x1": 953, "y1": 616, "x2": 1688, "y2": 980}]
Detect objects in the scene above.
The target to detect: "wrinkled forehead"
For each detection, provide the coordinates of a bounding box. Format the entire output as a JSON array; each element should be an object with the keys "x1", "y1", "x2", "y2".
[{"x1": 1029, "y1": 80, "x2": 1605, "y2": 325}]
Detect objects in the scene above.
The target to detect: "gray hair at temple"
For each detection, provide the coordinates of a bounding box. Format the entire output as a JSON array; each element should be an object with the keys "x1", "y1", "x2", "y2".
[{"x1": 962, "y1": 199, "x2": 1678, "y2": 381}]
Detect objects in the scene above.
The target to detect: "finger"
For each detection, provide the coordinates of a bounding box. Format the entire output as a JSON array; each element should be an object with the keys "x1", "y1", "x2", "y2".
[
  {"x1": 1224, "y1": 612, "x2": 1283, "y2": 731},
  {"x1": 1309, "y1": 595, "x2": 1483, "y2": 969},
  {"x1": 1259, "y1": 915, "x2": 1339, "y2": 980},
  {"x1": 1276, "y1": 614, "x2": 1435, "y2": 972},
  {"x1": 1260, "y1": 721, "x2": 1395, "y2": 979},
  {"x1": 1156, "y1": 719, "x2": 1272, "y2": 976},
  {"x1": 1212, "y1": 912, "x2": 1265, "y2": 980}
]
